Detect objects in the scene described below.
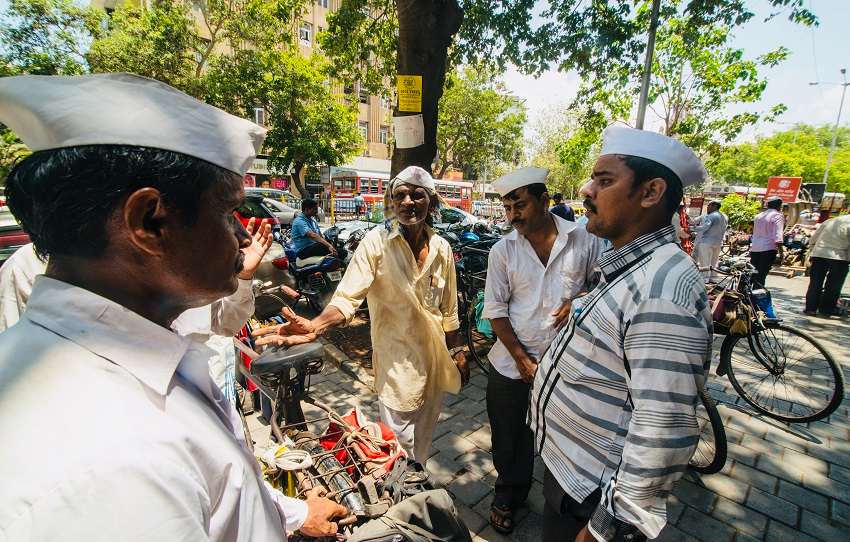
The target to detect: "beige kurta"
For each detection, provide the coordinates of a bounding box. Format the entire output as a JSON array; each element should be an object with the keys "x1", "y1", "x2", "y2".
[{"x1": 328, "y1": 222, "x2": 461, "y2": 412}]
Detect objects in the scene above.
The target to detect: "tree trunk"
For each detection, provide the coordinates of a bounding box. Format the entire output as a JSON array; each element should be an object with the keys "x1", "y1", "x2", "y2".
[
  {"x1": 391, "y1": 0, "x2": 463, "y2": 178},
  {"x1": 291, "y1": 163, "x2": 307, "y2": 198}
]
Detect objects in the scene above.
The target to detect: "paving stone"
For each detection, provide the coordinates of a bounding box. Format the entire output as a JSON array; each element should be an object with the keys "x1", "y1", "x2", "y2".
[
  {"x1": 510, "y1": 511, "x2": 544, "y2": 542},
  {"x1": 829, "y1": 463, "x2": 850, "y2": 486},
  {"x1": 469, "y1": 374, "x2": 488, "y2": 389},
  {"x1": 532, "y1": 456, "x2": 545, "y2": 483},
  {"x1": 739, "y1": 433, "x2": 786, "y2": 457},
  {"x1": 764, "y1": 428, "x2": 810, "y2": 454},
  {"x1": 730, "y1": 462, "x2": 778, "y2": 493},
  {"x1": 427, "y1": 452, "x2": 466, "y2": 486},
  {"x1": 832, "y1": 499, "x2": 850, "y2": 527},
  {"x1": 783, "y1": 448, "x2": 829, "y2": 475},
  {"x1": 457, "y1": 449, "x2": 495, "y2": 478},
  {"x1": 807, "y1": 441, "x2": 850, "y2": 469},
  {"x1": 756, "y1": 454, "x2": 804, "y2": 484},
  {"x1": 461, "y1": 385, "x2": 487, "y2": 402},
  {"x1": 712, "y1": 496, "x2": 768, "y2": 538},
  {"x1": 799, "y1": 509, "x2": 847, "y2": 541},
  {"x1": 802, "y1": 471, "x2": 850, "y2": 504},
  {"x1": 526, "y1": 481, "x2": 545, "y2": 516},
  {"x1": 700, "y1": 473, "x2": 750, "y2": 504},
  {"x1": 456, "y1": 503, "x2": 488, "y2": 534},
  {"x1": 734, "y1": 534, "x2": 763, "y2": 542},
  {"x1": 666, "y1": 494, "x2": 686, "y2": 525},
  {"x1": 777, "y1": 480, "x2": 830, "y2": 517},
  {"x1": 679, "y1": 506, "x2": 735, "y2": 542},
  {"x1": 766, "y1": 520, "x2": 821, "y2": 542},
  {"x1": 466, "y1": 425, "x2": 492, "y2": 452},
  {"x1": 746, "y1": 487, "x2": 799, "y2": 526},
  {"x1": 807, "y1": 420, "x2": 850, "y2": 442},
  {"x1": 726, "y1": 441, "x2": 758, "y2": 466},
  {"x1": 449, "y1": 471, "x2": 492, "y2": 507},
  {"x1": 724, "y1": 426, "x2": 746, "y2": 445},
  {"x1": 671, "y1": 479, "x2": 716, "y2": 513},
  {"x1": 439, "y1": 413, "x2": 482, "y2": 439},
  {"x1": 476, "y1": 525, "x2": 512, "y2": 542}
]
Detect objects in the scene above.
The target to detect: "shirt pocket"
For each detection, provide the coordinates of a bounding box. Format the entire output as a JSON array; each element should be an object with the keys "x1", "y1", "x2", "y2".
[{"x1": 423, "y1": 272, "x2": 446, "y2": 311}]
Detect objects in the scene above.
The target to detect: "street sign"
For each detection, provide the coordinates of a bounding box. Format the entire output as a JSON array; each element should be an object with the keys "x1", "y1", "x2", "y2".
[
  {"x1": 802, "y1": 182, "x2": 826, "y2": 204},
  {"x1": 765, "y1": 176, "x2": 802, "y2": 203},
  {"x1": 397, "y1": 75, "x2": 422, "y2": 112}
]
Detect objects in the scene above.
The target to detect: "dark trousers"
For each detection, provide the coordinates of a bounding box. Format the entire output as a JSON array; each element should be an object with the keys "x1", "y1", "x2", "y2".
[
  {"x1": 487, "y1": 368, "x2": 534, "y2": 508},
  {"x1": 750, "y1": 250, "x2": 777, "y2": 288},
  {"x1": 296, "y1": 242, "x2": 347, "y2": 262},
  {"x1": 806, "y1": 257, "x2": 850, "y2": 315},
  {"x1": 543, "y1": 468, "x2": 601, "y2": 542}
]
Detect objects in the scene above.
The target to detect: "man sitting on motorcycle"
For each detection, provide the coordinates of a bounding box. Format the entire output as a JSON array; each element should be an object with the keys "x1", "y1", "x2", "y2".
[{"x1": 292, "y1": 198, "x2": 347, "y2": 261}]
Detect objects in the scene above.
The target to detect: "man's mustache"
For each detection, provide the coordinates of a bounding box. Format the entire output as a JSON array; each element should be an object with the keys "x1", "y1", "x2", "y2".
[{"x1": 583, "y1": 199, "x2": 597, "y2": 213}]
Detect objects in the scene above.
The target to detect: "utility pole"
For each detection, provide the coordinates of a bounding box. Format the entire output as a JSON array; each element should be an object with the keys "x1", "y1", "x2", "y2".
[
  {"x1": 811, "y1": 68, "x2": 849, "y2": 185},
  {"x1": 636, "y1": 0, "x2": 662, "y2": 130}
]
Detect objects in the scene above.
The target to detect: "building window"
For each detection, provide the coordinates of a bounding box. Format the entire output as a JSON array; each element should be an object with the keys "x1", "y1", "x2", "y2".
[
  {"x1": 253, "y1": 107, "x2": 267, "y2": 126},
  {"x1": 358, "y1": 84, "x2": 369, "y2": 104},
  {"x1": 380, "y1": 95, "x2": 391, "y2": 110},
  {"x1": 344, "y1": 83, "x2": 355, "y2": 95},
  {"x1": 299, "y1": 22, "x2": 312, "y2": 46},
  {"x1": 317, "y1": 0, "x2": 329, "y2": 8},
  {"x1": 358, "y1": 122, "x2": 369, "y2": 141},
  {"x1": 379, "y1": 126, "x2": 388, "y2": 144}
]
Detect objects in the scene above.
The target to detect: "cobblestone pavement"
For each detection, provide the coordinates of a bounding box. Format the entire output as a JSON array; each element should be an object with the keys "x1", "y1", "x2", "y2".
[{"x1": 248, "y1": 274, "x2": 849, "y2": 541}]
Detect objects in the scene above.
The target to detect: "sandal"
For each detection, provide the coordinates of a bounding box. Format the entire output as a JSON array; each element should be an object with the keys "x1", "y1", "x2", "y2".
[{"x1": 489, "y1": 503, "x2": 514, "y2": 534}]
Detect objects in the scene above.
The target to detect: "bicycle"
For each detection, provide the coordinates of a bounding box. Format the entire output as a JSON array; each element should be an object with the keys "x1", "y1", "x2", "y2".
[
  {"x1": 234, "y1": 340, "x2": 434, "y2": 531},
  {"x1": 689, "y1": 389, "x2": 727, "y2": 474},
  {"x1": 454, "y1": 240, "x2": 498, "y2": 374},
  {"x1": 710, "y1": 257, "x2": 844, "y2": 423}
]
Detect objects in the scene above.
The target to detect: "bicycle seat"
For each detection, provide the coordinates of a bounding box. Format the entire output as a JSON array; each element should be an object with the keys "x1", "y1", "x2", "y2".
[
  {"x1": 250, "y1": 342, "x2": 326, "y2": 377},
  {"x1": 295, "y1": 255, "x2": 326, "y2": 268}
]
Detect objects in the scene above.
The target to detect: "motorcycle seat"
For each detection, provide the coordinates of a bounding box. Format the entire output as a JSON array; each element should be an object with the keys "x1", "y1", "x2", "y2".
[
  {"x1": 295, "y1": 255, "x2": 326, "y2": 268},
  {"x1": 250, "y1": 342, "x2": 326, "y2": 377}
]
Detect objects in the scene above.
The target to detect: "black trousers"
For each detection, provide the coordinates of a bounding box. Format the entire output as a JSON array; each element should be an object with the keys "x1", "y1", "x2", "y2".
[
  {"x1": 487, "y1": 368, "x2": 534, "y2": 508},
  {"x1": 750, "y1": 250, "x2": 777, "y2": 288},
  {"x1": 543, "y1": 468, "x2": 647, "y2": 542},
  {"x1": 806, "y1": 257, "x2": 850, "y2": 315}
]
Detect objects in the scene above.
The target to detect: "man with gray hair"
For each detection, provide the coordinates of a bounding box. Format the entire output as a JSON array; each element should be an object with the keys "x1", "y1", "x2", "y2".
[
  {"x1": 255, "y1": 165, "x2": 469, "y2": 463},
  {"x1": 692, "y1": 199, "x2": 728, "y2": 281}
]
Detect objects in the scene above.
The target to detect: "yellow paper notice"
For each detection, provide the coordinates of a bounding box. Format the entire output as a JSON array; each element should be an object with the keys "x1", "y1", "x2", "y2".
[{"x1": 397, "y1": 75, "x2": 422, "y2": 112}]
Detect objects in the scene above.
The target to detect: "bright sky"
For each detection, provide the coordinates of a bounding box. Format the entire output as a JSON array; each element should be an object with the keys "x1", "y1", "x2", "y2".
[{"x1": 505, "y1": 0, "x2": 850, "y2": 143}]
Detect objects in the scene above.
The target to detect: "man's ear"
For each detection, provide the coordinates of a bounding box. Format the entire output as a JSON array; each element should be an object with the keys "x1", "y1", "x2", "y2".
[
  {"x1": 640, "y1": 178, "x2": 667, "y2": 209},
  {"x1": 122, "y1": 187, "x2": 170, "y2": 257}
]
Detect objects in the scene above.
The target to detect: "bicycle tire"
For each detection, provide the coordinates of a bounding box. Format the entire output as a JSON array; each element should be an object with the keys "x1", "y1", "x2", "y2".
[
  {"x1": 721, "y1": 323, "x2": 844, "y2": 423},
  {"x1": 465, "y1": 302, "x2": 491, "y2": 374},
  {"x1": 689, "y1": 388, "x2": 727, "y2": 474}
]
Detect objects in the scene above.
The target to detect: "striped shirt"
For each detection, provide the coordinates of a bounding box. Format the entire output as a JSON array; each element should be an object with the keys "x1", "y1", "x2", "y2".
[{"x1": 529, "y1": 225, "x2": 712, "y2": 540}]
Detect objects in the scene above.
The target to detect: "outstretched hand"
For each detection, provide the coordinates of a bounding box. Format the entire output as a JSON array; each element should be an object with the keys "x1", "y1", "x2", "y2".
[
  {"x1": 299, "y1": 487, "x2": 349, "y2": 537},
  {"x1": 251, "y1": 307, "x2": 318, "y2": 346},
  {"x1": 238, "y1": 217, "x2": 274, "y2": 280}
]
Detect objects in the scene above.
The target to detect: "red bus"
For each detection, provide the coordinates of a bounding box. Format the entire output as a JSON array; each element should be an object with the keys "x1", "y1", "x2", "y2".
[{"x1": 326, "y1": 171, "x2": 473, "y2": 212}]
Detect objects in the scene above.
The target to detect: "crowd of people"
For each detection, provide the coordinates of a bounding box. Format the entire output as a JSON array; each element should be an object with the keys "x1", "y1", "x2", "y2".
[{"x1": 0, "y1": 71, "x2": 844, "y2": 542}]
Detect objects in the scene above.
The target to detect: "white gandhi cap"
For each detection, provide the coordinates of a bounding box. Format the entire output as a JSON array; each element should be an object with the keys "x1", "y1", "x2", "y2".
[
  {"x1": 0, "y1": 73, "x2": 267, "y2": 176},
  {"x1": 492, "y1": 166, "x2": 549, "y2": 197},
  {"x1": 600, "y1": 125, "x2": 706, "y2": 187}
]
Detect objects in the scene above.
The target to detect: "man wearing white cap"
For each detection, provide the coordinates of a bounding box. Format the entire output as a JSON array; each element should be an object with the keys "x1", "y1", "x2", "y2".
[
  {"x1": 529, "y1": 126, "x2": 712, "y2": 542},
  {"x1": 255, "y1": 165, "x2": 469, "y2": 463},
  {"x1": 0, "y1": 73, "x2": 347, "y2": 541},
  {"x1": 692, "y1": 199, "x2": 728, "y2": 281},
  {"x1": 482, "y1": 167, "x2": 602, "y2": 534}
]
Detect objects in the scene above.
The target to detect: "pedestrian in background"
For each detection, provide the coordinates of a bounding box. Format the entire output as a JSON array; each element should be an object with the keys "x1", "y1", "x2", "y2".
[
  {"x1": 750, "y1": 196, "x2": 785, "y2": 287},
  {"x1": 692, "y1": 200, "x2": 727, "y2": 281},
  {"x1": 550, "y1": 192, "x2": 576, "y2": 221},
  {"x1": 804, "y1": 213, "x2": 850, "y2": 317},
  {"x1": 482, "y1": 167, "x2": 601, "y2": 534}
]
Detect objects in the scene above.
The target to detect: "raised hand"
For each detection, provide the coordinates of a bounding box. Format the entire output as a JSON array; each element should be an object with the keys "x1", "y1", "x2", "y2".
[{"x1": 238, "y1": 217, "x2": 274, "y2": 280}]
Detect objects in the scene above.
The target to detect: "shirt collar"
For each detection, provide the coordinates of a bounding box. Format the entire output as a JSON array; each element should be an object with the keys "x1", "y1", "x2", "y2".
[
  {"x1": 598, "y1": 225, "x2": 676, "y2": 281},
  {"x1": 24, "y1": 276, "x2": 191, "y2": 396},
  {"x1": 385, "y1": 219, "x2": 434, "y2": 240}
]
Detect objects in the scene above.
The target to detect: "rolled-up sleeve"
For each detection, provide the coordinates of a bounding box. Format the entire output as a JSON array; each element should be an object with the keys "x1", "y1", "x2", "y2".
[
  {"x1": 327, "y1": 237, "x2": 376, "y2": 324},
  {"x1": 481, "y1": 243, "x2": 510, "y2": 320},
  {"x1": 589, "y1": 299, "x2": 710, "y2": 541},
  {"x1": 440, "y1": 251, "x2": 460, "y2": 332}
]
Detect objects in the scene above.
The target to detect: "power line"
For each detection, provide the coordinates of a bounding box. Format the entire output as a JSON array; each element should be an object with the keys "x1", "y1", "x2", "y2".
[{"x1": 809, "y1": 0, "x2": 825, "y2": 100}]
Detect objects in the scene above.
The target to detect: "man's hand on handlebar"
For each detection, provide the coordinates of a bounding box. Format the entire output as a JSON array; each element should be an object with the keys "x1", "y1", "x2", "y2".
[
  {"x1": 252, "y1": 307, "x2": 318, "y2": 347},
  {"x1": 299, "y1": 487, "x2": 349, "y2": 537}
]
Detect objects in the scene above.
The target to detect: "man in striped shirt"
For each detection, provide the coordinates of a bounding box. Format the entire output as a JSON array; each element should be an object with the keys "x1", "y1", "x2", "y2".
[{"x1": 529, "y1": 126, "x2": 712, "y2": 542}]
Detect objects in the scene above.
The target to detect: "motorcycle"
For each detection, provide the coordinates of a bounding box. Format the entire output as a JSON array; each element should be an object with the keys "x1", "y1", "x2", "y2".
[{"x1": 283, "y1": 233, "x2": 346, "y2": 314}]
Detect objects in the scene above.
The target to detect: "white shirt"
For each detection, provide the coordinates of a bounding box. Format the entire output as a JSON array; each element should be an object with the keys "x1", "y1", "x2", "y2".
[
  {"x1": 0, "y1": 243, "x2": 255, "y2": 397},
  {"x1": 482, "y1": 216, "x2": 602, "y2": 380},
  {"x1": 808, "y1": 214, "x2": 850, "y2": 262},
  {"x1": 0, "y1": 277, "x2": 307, "y2": 541}
]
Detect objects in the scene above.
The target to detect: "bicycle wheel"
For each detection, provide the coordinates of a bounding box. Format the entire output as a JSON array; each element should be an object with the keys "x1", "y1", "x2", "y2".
[
  {"x1": 721, "y1": 323, "x2": 844, "y2": 423},
  {"x1": 465, "y1": 302, "x2": 493, "y2": 374},
  {"x1": 690, "y1": 389, "x2": 727, "y2": 474}
]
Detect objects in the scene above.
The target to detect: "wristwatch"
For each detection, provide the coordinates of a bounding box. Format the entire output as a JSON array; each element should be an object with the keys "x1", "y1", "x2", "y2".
[{"x1": 449, "y1": 346, "x2": 467, "y2": 358}]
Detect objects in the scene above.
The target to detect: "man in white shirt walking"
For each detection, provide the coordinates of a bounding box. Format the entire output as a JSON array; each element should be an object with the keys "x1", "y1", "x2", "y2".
[
  {"x1": 692, "y1": 199, "x2": 727, "y2": 281},
  {"x1": 0, "y1": 73, "x2": 346, "y2": 541},
  {"x1": 482, "y1": 167, "x2": 601, "y2": 534},
  {"x1": 805, "y1": 213, "x2": 850, "y2": 316}
]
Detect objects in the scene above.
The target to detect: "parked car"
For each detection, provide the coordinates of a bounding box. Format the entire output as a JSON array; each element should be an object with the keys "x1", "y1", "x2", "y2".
[
  {"x1": 245, "y1": 187, "x2": 325, "y2": 223},
  {"x1": 235, "y1": 194, "x2": 282, "y2": 237},
  {"x1": 0, "y1": 207, "x2": 30, "y2": 266},
  {"x1": 437, "y1": 206, "x2": 484, "y2": 227},
  {"x1": 261, "y1": 198, "x2": 299, "y2": 227}
]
